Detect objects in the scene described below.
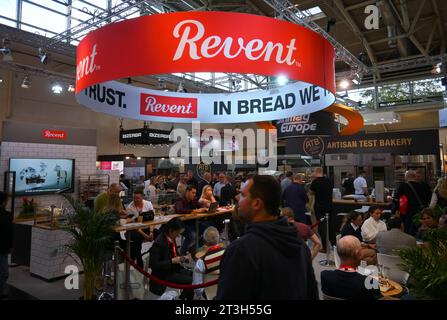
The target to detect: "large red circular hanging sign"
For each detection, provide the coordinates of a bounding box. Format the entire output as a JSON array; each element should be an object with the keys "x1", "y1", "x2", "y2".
[{"x1": 75, "y1": 11, "x2": 339, "y2": 124}]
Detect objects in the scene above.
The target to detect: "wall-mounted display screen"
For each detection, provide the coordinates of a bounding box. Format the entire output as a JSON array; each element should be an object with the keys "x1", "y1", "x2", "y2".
[{"x1": 9, "y1": 158, "x2": 75, "y2": 196}]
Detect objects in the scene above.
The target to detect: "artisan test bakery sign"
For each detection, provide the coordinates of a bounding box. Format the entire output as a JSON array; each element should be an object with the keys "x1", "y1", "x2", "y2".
[
  {"x1": 75, "y1": 11, "x2": 338, "y2": 124},
  {"x1": 286, "y1": 130, "x2": 440, "y2": 155}
]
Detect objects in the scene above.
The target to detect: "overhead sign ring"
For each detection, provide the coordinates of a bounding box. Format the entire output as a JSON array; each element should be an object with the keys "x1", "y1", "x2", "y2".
[{"x1": 75, "y1": 11, "x2": 344, "y2": 125}]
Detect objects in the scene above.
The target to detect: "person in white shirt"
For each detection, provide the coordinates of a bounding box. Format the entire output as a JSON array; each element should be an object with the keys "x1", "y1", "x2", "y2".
[
  {"x1": 353, "y1": 171, "x2": 369, "y2": 196},
  {"x1": 125, "y1": 190, "x2": 155, "y2": 267},
  {"x1": 144, "y1": 176, "x2": 157, "y2": 202},
  {"x1": 126, "y1": 190, "x2": 154, "y2": 220},
  {"x1": 361, "y1": 207, "x2": 387, "y2": 243},
  {"x1": 213, "y1": 173, "x2": 226, "y2": 199}
]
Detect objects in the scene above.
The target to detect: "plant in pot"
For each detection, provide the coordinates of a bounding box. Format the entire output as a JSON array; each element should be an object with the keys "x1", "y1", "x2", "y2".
[
  {"x1": 18, "y1": 197, "x2": 36, "y2": 218},
  {"x1": 62, "y1": 195, "x2": 119, "y2": 300},
  {"x1": 398, "y1": 228, "x2": 447, "y2": 299}
]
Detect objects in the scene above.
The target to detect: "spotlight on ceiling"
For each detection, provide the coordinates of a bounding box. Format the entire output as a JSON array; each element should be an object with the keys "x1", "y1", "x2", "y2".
[
  {"x1": 0, "y1": 76, "x2": 3, "y2": 84},
  {"x1": 433, "y1": 62, "x2": 442, "y2": 74},
  {"x1": 339, "y1": 79, "x2": 350, "y2": 90},
  {"x1": 1, "y1": 38, "x2": 13, "y2": 61},
  {"x1": 38, "y1": 48, "x2": 48, "y2": 64},
  {"x1": 125, "y1": 156, "x2": 130, "y2": 159},
  {"x1": 137, "y1": 157, "x2": 141, "y2": 160},
  {"x1": 67, "y1": 84, "x2": 75, "y2": 92},
  {"x1": 276, "y1": 74, "x2": 289, "y2": 86},
  {"x1": 21, "y1": 76, "x2": 31, "y2": 89},
  {"x1": 51, "y1": 83, "x2": 63, "y2": 94}
]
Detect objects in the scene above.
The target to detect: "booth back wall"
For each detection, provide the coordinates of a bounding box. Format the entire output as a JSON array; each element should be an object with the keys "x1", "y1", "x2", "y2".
[
  {"x1": 0, "y1": 121, "x2": 97, "y2": 216},
  {"x1": 0, "y1": 142, "x2": 96, "y2": 215}
]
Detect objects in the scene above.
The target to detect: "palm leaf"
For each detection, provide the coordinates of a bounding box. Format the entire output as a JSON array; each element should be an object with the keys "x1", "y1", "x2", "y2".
[
  {"x1": 398, "y1": 228, "x2": 447, "y2": 299},
  {"x1": 61, "y1": 195, "x2": 119, "y2": 299}
]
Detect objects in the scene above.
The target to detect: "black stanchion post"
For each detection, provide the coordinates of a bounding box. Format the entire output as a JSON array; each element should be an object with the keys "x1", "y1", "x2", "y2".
[
  {"x1": 125, "y1": 231, "x2": 131, "y2": 300},
  {"x1": 113, "y1": 241, "x2": 120, "y2": 300}
]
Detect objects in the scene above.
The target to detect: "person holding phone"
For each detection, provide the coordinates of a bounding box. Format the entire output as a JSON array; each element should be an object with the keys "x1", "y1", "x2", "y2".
[{"x1": 126, "y1": 190, "x2": 155, "y2": 267}]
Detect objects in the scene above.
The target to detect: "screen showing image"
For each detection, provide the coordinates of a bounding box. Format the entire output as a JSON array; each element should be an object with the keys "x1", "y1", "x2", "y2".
[{"x1": 9, "y1": 158, "x2": 75, "y2": 196}]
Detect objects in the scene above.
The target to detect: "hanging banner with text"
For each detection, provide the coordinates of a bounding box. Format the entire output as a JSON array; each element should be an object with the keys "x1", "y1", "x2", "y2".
[
  {"x1": 75, "y1": 11, "x2": 337, "y2": 124},
  {"x1": 286, "y1": 130, "x2": 439, "y2": 156},
  {"x1": 77, "y1": 81, "x2": 334, "y2": 123},
  {"x1": 119, "y1": 128, "x2": 171, "y2": 145}
]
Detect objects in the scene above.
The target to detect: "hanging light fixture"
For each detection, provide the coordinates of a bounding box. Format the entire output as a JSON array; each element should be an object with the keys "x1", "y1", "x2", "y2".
[
  {"x1": 51, "y1": 83, "x2": 63, "y2": 94},
  {"x1": 21, "y1": 76, "x2": 31, "y2": 88},
  {"x1": 39, "y1": 48, "x2": 48, "y2": 64}
]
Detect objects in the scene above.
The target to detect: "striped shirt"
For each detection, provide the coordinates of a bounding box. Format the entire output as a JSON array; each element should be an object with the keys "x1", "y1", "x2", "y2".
[{"x1": 203, "y1": 245, "x2": 225, "y2": 274}]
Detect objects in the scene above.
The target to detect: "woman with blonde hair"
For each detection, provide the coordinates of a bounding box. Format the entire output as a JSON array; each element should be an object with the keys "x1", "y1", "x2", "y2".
[
  {"x1": 105, "y1": 193, "x2": 126, "y2": 218},
  {"x1": 198, "y1": 185, "x2": 217, "y2": 208},
  {"x1": 429, "y1": 178, "x2": 447, "y2": 209}
]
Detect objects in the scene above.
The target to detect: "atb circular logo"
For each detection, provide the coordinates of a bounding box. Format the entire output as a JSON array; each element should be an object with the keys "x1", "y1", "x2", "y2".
[
  {"x1": 196, "y1": 163, "x2": 211, "y2": 178},
  {"x1": 302, "y1": 136, "x2": 325, "y2": 156}
]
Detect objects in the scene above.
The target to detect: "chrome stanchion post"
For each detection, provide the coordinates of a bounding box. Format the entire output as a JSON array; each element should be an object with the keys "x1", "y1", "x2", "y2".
[
  {"x1": 223, "y1": 219, "x2": 230, "y2": 247},
  {"x1": 319, "y1": 213, "x2": 335, "y2": 266},
  {"x1": 113, "y1": 241, "x2": 120, "y2": 300}
]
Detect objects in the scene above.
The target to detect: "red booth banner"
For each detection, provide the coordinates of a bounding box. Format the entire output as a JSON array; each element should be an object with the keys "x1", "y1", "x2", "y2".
[{"x1": 75, "y1": 11, "x2": 345, "y2": 124}]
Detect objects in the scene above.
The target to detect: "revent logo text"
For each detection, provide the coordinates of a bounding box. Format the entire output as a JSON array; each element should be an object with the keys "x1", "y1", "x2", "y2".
[
  {"x1": 140, "y1": 93, "x2": 198, "y2": 118},
  {"x1": 76, "y1": 44, "x2": 98, "y2": 81},
  {"x1": 172, "y1": 19, "x2": 298, "y2": 66}
]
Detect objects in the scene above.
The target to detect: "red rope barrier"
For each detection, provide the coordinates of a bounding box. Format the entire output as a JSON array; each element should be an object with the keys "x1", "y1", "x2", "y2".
[{"x1": 118, "y1": 250, "x2": 219, "y2": 290}]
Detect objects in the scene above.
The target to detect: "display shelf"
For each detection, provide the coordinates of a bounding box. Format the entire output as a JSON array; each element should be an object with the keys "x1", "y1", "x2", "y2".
[{"x1": 78, "y1": 174, "x2": 110, "y2": 203}]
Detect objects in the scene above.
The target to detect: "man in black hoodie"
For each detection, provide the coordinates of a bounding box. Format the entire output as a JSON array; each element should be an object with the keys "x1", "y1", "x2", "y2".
[{"x1": 215, "y1": 175, "x2": 318, "y2": 300}]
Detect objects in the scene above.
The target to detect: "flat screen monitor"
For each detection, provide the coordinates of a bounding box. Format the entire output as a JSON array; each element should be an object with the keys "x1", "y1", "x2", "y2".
[{"x1": 9, "y1": 158, "x2": 75, "y2": 196}]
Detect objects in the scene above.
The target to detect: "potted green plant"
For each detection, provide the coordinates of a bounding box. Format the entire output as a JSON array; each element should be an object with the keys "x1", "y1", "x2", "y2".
[
  {"x1": 62, "y1": 195, "x2": 118, "y2": 300},
  {"x1": 398, "y1": 228, "x2": 447, "y2": 299}
]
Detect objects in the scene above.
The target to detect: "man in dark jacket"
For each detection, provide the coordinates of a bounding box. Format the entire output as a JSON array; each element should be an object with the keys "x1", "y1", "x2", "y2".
[
  {"x1": 197, "y1": 172, "x2": 212, "y2": 199},
  {"x1": 149, "y1": 218, "x2": 193, "y2": 299},
  {"x1": 186, "y1": 170, "x2": 199, "y2": 191},
  {"x1": 215, "y1": 175, "x2": 318, "y2": 300},
  {"x1": 321, "y1": 236, "x2": 381, "y2": 300},
  {"x1": 393, "y1": 170, "x2": 431, "y2": 235},
  {"x1": 282, "y1": 173, "x2": 309, "y2": 224},
  {"x1": 219, "y1": 176, "x2": 237, "y2": 206},
  {"x1": 0, "y1": 192, "x2": 12, "y2": 300},
  {"x1": 310, "y1": 167, "x2": 335, "y2": 248}
]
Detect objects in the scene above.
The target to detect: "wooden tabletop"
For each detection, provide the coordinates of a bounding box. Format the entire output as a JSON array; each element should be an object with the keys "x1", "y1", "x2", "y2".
[
  {"x1": 332, "y1": 199, "x2": 392, "y2": 206},
  {"x1": 114, "y1": 206, "x2": 234, "y2": 232}
]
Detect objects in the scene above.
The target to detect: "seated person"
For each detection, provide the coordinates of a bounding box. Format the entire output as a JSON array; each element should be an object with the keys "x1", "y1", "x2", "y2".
[
  {"x1": 174, "y1": 185, "x2": 208, "y2": 255},
  {"x1": 149, "y1": 218, "x2": 193, "y2": 300},
  {"x1": 94, "y1": 183, "x2": 122, "y2": 213},
  {"x1": 361, "y1": 206, "x2": 387, "y2": 244},
  {"x1": 376, "y1": 216, "x2": 416, "y2": 255},
  {"x1": 341, "y1": 211, "x2": 377, "y2": 265},
  {"x1": 415, "y1": 208, "x2": 438, "y2": 241},
  {"x1": 281, "y1": 207, "x2": 321, "y2": 259},
  {"x1": 198, "y1": 185, "x2": 217, "y2": 209},
  {"x1": 192, "y1": 226, "x2": 225, "y2": 300},
  {"x1": 126, "y1": 190, "x2": 156, "y2": 267},
  {"x1": 321, "y1": 236, "x2": 382, "y2": 300}
]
